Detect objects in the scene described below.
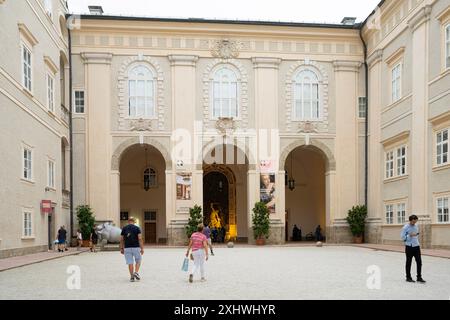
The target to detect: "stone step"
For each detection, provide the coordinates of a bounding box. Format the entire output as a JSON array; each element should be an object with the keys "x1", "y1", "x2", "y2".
[{"x1": 101, "y1": 244, "x2": 120, "y2": 251}]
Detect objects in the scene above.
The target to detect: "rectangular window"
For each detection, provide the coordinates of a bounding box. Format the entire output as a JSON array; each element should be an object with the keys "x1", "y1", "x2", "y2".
[
  {"x1": 44, "y1": 0, "x2": 53, "y2": 17},
  {"x1": 437, "y1": 197, "x2": 449, "y2": 223},
  {"x1": 23, "y1": 211, "x2": 32, "y2": 237},
  {"x1": 74, "y1": 90, "x2": 85, "y2": 113},
  {"x1": 437, "y1": 129, "x2": 449, "y2": 165},
  {"x1": 358, "y1": 97, "x2": 367, "y2": 118},
  {"x1": 23, "y1": 148, "x2": 32, "y2": 180},
  {"x1": 385, "y1": 151, "x2": 394, "y2": 179},
  {"x1": 47, "y1": 160, "x2": 55, "y2": 188},
  {"x1": 397, "y1": 203, "x2": 406, "y2": 224},
  {"x1": 396, "y1": 146, "x2": 407, "y2": 176},
  {"x1": 47, "y1": 74, "x2": 54, "y2": 112},
  {"x1": 391, "y1": 64, "x2": 401, "y2": 102},
  {"x1": 144, "y1": 211, "x2": 157, "y2": 221},
  {"x1": 22, "y1": 44, "x2": 32, "y2": 91},
  {"x1": 385, "y1": 204, "x2": 394, "y2": 224},
  {"x1": 446, "y1": 24, "x2": 450, "y2": 69}
]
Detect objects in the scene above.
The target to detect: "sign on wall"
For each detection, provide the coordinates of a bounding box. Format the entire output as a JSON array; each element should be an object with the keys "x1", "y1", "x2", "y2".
[
  {"x1": 176, "y1": 172, "x2": 192, "y2": 200},
  {"x1": 260, "y1": 160, "x2": 275, "y2": 214},
  {"x1": 41, "y1": 200, "x2": 52, "y2": 214}
]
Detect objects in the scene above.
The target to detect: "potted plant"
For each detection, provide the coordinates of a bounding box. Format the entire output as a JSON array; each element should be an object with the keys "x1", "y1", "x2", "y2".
[
  {"x1": 76, "y1": 205, "x2": 95, "y2": 247},
  {"x1": 185, "y1": 205, "x2": 203, "y2": 239},
  {"x1": 346, "y1": 205, "x2": 367, "y2": 243},
  {"x1": 252, "y1": 201, "x2": 270, "y2": 245}
]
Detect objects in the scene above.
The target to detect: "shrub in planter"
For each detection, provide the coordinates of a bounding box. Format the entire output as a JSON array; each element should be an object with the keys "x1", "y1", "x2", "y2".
[
  {"x1": 346, "y1": 205, "x2": 367, "y2": 243},
  {"x1": 76, "y1": 205, "x2": 95, "y2": 245},
  {"x1": 185, "y1": 205, "x2": 203, "y2": 238},
  {"x1": 252, "y1": 201, "x2": 270, "y2": 244}
]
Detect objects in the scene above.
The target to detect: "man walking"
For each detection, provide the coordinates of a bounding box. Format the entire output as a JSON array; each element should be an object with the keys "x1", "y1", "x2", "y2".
[
  {"x1": 400, "y1": 215, "x2": 426, "y2": 283},
  {"x1": 120, "y1": 217, "x2": 144, "y2": 282},
  {"x1": 203, "y1": 224, "x2": 214, "y2": 256}
]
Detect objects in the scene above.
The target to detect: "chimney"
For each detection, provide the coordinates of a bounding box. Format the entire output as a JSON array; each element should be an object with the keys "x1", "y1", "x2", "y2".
[
  {"x1": 341, "y1": 17, "x2": 357, "y2": 25},
  {"x1": 88, "y1": 5, "x2": 104, "y2": 15}
]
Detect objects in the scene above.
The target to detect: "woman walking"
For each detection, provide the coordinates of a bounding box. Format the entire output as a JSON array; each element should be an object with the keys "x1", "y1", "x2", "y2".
[{"x1": 185, "y1": 224, "x2": 209, "y2": 283}]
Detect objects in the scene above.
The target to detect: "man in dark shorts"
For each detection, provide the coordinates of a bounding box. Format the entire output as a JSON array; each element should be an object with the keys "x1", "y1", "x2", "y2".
[
  {"x1": 90, "y1": 225, "x2": 98, "y2": 252},
  {"x1": 57, "y1": 226, "x2": 67, "y2": 252},
  {"x1": 120, "y1": 217, "x2": 144, "y2": 282}
]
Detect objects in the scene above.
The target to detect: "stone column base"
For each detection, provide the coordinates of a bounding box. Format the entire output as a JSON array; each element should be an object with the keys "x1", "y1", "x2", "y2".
[
  {"x1": 0, "y1": 245, "x2": 48, "y2": 259},
  {"x1": 167, "y1": 220, "x2": 189, "y2": 246},
  {"x1": 267, "y1": 219, "x2": 284, "y2": 245},
  {"x1": 365, "y1": 218, "x2": 382, "y2": 244},
  {"x1": 417, "y1": 214, "x2": 431, "y2": 249},
  {"x1": 326, "y1": 219, "x2": 352, "y2": 243}
]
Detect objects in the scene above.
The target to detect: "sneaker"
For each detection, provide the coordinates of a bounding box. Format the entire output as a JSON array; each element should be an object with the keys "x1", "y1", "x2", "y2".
[
  {"x1": 201, "y1": 277, "x2": 206, "y2": 282},
  {"x1": 211, "y1": 252, "x2": 214, "y2": 256},
  {"x1": 189, "y1": 274, "x2": 193, "y2": 283},
  {"x1": 406, "y1": 278, "x2": 415, "y2": 283},
  {"x1": 134, "y1": 272, "x2": 141, "y2": 281},
  {"x1": 416, "y1": 278, "x2": 426, "y2": 283},
  {"x1": 130, "y1": 276, "x2": 135, "y2": 282}
]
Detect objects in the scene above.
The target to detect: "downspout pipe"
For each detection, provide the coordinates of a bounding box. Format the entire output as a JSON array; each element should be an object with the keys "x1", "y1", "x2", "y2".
[
  {"x1": 68, "y1": 17, "x2": 74, "y2": 242},
  {"x1": 359, "y1": 27, "x2": 369, "y2": 208}
]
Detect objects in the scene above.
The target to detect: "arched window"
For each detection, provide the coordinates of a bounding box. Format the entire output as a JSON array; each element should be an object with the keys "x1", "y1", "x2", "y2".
[
  {"x1": 293, "y1": 69, "x2": 320, "y2": 120},
  {"x1": 143, "y1": 167, "x2": 157, "y2": 190},
  {"x1": 212, "y1": 67, "x2": 238, "y2": 118},
  {"x1": 128, "y1": 65, "x2": 155, "y2": 118}
]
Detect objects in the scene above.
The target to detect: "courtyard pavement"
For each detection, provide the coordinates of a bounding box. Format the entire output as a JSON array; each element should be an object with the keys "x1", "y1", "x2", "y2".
[{"x1": 0, "y1": 245, "x2": 449, "y2": 300}]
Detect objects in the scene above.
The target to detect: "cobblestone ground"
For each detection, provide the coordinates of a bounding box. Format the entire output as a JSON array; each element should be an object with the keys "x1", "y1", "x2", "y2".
[{"x1": 0, "y1": 246, "x2": 449, "y2": 300}]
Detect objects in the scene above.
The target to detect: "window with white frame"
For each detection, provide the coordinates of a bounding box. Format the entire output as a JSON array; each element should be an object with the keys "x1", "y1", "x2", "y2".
[
  {"x1": 437, "y1": 197, "x2": 449, "y2": 223},
  {"x1": 293, "y1": 69, "x2": 320, "y2": 120},
  {"x1": 437, "y1": 128, "x2": 449, "y2": 165},
  {"x1": 446, "y1": 24, "x2": 450, "y2": 69},
  {"x1": 396, "y1": 146, "x2": 407, "y2": 176},
  {"x1": 47, "y1": 74, "x2": 54, "y2": 112},
  {"x1": 74, "y1": 90, "x2": 85, "y2": 113},
  {"x1": 23, "y1": 147, "x2": 32, "y2": 180},
  {"x1": 212, "y1": 67, "x2": 238, "y2": 118},
  {"x1": 23, "y1": 211, "x2": 32, "y2": 237},
  {"x1": 22, "y1": 44, "x2": 32, "y2": 91},
  {"x1": 358, "y1": 97, "x2": 367, "y2": 118},
  {"x1": 391, "y1": 63, "x2": 402, "y2": 102},
  {"x1": 397, "y1": 203, "x2": 406, "y2": 224},
  {"x1": 385, "y1": 151, "x2": 394, "y2": 179},
  {"x1": 128, "y1": 65, "x2": 155, "y2": 118},
  {"x1": 143, "y1": 167, "x2": 157, "y2": 188},
  {"x1": 44, "y1": 0, "x2": 52, "y2": 17},
  {"x1": 385, "y1": 204, "x2": 394, "y2": 224},
  {"x1": 47, "y1": 160, "x2": 55, "y2": 189}
]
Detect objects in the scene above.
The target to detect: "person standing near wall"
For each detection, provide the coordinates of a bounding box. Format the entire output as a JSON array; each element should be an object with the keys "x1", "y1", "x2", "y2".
[{"x1": 400, "y1": 215, "x2": 426, "y2": 283}]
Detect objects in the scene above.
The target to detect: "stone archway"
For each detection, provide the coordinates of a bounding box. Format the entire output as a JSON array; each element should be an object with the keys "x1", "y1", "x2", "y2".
[{"x1": 280, "y1": 139, "x2": 335, "y2": 172}]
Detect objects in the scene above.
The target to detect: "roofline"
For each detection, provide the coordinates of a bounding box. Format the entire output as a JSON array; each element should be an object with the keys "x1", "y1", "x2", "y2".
[
  {"x1": 67, "y1": 14, "x2": 362, "y2": 30},
  {"x1": 360, "y1": 0, "x2": 386, "y2": 29}
]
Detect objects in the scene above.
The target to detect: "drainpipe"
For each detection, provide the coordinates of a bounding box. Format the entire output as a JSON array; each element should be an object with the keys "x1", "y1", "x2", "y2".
[
  {"x1": 359, "y1": 27, "x2": 369, "y2": 207},
  {"x1": 68, "y1": 18, "x2": 74, "y2": 242}
]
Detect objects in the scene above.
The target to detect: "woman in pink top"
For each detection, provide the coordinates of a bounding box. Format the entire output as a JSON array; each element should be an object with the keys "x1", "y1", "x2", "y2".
[{"x1": 186, "y1": 224, "x2": 209, "y2": 283}]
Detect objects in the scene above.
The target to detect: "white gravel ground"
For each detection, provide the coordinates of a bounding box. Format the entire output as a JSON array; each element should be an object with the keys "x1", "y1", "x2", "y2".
[{"x1": 0, "y1": 246, "x2": 449, "y2": 300}]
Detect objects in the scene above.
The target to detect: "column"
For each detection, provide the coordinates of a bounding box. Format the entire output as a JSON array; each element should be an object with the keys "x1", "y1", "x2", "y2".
[
  {"x1": 81, "y1": 53, "x2": 113, "y2": 223},
  {"x1": 110, "y1": 170, "x2": 120, "y2": 227},
  {"x1": 247, "y1": 169, "x2": 258, "y2": 244}
]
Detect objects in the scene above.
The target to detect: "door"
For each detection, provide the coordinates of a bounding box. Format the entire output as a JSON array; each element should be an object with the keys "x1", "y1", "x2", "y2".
[
  {"x1": 48, "y1": 214, "x2": 52, "y2": 250},
  {"x1": 145, "y1": 222, "x2": 156, "y2": 244}
]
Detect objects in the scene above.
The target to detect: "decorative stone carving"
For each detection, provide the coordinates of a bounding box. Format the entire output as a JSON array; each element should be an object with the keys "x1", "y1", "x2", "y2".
[
  {"x1": 298, "y1": 121, "x2": 318, "y2": 133},
  {"x1": 211, "y1": 39, "x2": 242, "y2": 59},
  {"x1": 215, "y1": 117, "x2": 235, "y2": 135},
  {"x1": 129, "y1": 118, "x2": 152, "y2": 131}
]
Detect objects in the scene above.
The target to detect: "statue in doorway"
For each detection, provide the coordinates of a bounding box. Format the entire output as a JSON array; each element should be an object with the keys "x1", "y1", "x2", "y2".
[
  {"x1": 209, "y1": 203, "x2": 222, "y2": 229},
  {"x1": 96, "y1": 222, "x2": 122, "y2": 244}
]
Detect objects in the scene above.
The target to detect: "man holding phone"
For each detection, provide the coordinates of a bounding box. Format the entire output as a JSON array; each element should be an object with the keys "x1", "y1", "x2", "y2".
[{"x1": 400, "y1": 215, "x2": 426, "y2": 283}]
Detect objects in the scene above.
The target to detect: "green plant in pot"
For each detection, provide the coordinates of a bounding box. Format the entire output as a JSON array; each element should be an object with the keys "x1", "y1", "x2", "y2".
[
  {"x1": 185, "y1": 204, "x2": 203, "y2": 239},
  {"x1": 252, "y1": 201, "x2": 270, "y2": 245},
  {"x1": 346, "y1": 205, "x2": 367, "y2": 243},
  {"x1": 76, "y1": 205, "x2": 95, "y2": 246}
]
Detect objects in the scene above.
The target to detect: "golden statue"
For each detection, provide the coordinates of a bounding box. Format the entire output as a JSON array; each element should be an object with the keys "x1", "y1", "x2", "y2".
[{"x1": 209, "y1": 203, "x2": 222, "y2": 229}]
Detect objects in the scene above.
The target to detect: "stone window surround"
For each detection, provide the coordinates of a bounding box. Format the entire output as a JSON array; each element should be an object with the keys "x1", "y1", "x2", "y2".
[
  {"x1": 47, "y1": 157, "x2": 56, "y2": 190},
  {"x1": 118, "y1": 56, "x2": 165, "y2": 131},
  {"x1": 127, "y1": 64, "x2": 157, "y2": 119},
  {"x1": 434, "y1": 192, "x2": 450, "y2": 224},
  {"x1": 21, "y1": 143, "x2": 34, "y2": 183},
  {"x1": 285, "y1": 60, "x2": 329, "y2": 132},
  {"x1": 382, "y1": 131, "x2": 409, "y2": 182},
  {"x1": 384, "y1": 198, "x2": 408, "y2": 225},
  {"x1": 210, "y1": 65, "x2": 240, "y2": 120},
  {"x1": 21, "y1": 42, "x2": 33, "y2": 94},
  {"x1": 46, "y1": 72, "x2": 55, "y2": 113},
  {"x1": 385, "y1": 47, "x2": 405, "y2": 104},
  {"x1": 22, "y1": 207, "x2": 34, "y2": 239},
  {"x1": 73, "y1": 88, "x2": 85, "y2": 114},
  {"x1": 430, "y1": 112, "x2": 450, "y2": 170}
]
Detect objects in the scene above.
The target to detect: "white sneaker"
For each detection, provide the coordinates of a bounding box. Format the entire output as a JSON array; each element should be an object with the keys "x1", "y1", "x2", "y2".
[{"x1": 134, "y1": 272, "x2": 141, "y2": 281}]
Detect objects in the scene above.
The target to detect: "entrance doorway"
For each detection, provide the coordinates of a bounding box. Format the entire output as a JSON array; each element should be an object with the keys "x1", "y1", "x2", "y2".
[
  {"x1": 47, "y1": 208, "x2": 55, "y2": 250},
  {"x1": 145, "y1": 222, "x2": 156, "y2": 244}
]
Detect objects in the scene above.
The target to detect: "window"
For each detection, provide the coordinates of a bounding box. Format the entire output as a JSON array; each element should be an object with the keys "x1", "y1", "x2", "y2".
[
  {"x1": 144, "y1": 211, "x2": 157, "y2": 221},
  {"x1": 47, "y1": 74, "x2": 54, "y2": 112},
  {"x1": 22, "y1": 44, "x2": 32, "y2": 91},
  {"x1": 23, "y1": 211, "x2": 32, "y2": 237},
  {"x1": 446, "y1": 24, "x2": 450, "y2": 69},
  {"x1": 44, "y1": 0, "x2": 52, "y2": 17},
  {"x1": 47, "y1": 160, "x2": 55, "y2": 188},
  {"x1": 128, "y1": 65, "x2": 155, "y2": 118},
  {"x1": 358, "y1": 97, "x2": 367, "y2": 118},
  {"x1": 385, "y1": 151, "x2": 394, "y2": 179},
  {"x1": 437, "y1": 129, "x2": 449, "y2": 165},
  {"x1": 385, "y1": 204, "x2": 394, "y2": 224},
  {"x1": 437, "y1": 197, "x2": 449, "y2": 223},
  {"x1": 293, "y1": 69, "x2": 320, "y2": 120},
  {"x1": 396, "y1": 146, "x2": 407, "y2": 176},
  {"x1": 391, "y1": 63, "x2": 401, "y2": 102},
  {"x1": 212, "y1": 67, "x2": 238, "y2": 118},
  {"x1": 74, "y1": 90, "x2": 85, "y2": 113},
  {"x1": 143, "y1": 167, "x2": 157, "y2": 189},
  {"x1": 23, "y1": 147, "x2": 32, "y2": 180},
  {"x1": 397, "y1": 203, "x2": 406, "y2": 224}
]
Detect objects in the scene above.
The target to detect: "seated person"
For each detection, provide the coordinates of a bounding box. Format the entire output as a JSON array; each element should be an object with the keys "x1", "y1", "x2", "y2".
[{"x1": 292, "y1": 224, "x2": 302, "y2": 241}]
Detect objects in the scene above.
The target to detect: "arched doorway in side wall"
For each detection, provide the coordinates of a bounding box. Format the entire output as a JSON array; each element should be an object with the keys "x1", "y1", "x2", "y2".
[
  {"x1": 119, "y1": 144, "x2": 166, "y2": 244},
  {"x1": 285, "y1": 146, "x2": 326, "y2": 242}
]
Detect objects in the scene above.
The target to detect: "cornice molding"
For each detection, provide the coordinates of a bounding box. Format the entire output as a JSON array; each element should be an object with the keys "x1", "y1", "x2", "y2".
[
  {"x1": 252, "y1": 57, "x2": 281, "y2": 69},
  {"x1": 333, "y1": 60, "x2": 361, "y2": 72},
  {"x1": 18, "y1": 23, "x2": 39, "y2": 46},
  {"x1": 408, "y1": 4, "x2": 432, "y2": 31},
  {"x1": 381, "y1": 130, "x2": 410, "y2": 147},
  {"x1": 385, "y1": 47, "x2": 405, "y2": 66},
  {"x1": 44, "y1": 56, "x2": 58, "y2": 74},
  {"x1": 436, "y1": 5, "x2": 450, "y2": 23},
  {"x1": 168, "y1": 55, "x2": 198, "y2": 67},
  {"x1": 367, "y1": 49, "x2": 383, "y2": 67},
  {"x1": 80, "y1": 52, "x2": 112, "y2": 64}
]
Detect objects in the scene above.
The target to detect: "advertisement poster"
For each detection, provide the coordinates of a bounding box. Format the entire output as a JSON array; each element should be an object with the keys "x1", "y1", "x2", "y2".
[
  {"x1": 176, "y1": 172, "x2": 192, "y2": 200},
  {"x1": 260, "y1": 160, "x2": 275, "y2": 214}
]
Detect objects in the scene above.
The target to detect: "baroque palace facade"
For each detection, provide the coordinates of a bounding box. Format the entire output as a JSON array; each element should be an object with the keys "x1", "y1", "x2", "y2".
[{"x1": 0, "y1": 0, "x2": 449, "y2": 257}]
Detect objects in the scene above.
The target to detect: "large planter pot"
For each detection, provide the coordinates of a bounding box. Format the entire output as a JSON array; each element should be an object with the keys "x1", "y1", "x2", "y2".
[
  {"x1": 353, "y1": 235, "x2": 363, "y2": 244},
  {"x1": 255, "y1": 238, "x2": 265, "y2": 245},
  {"x1": 82, "y1": 240, "x2": 91, "y2": 247}
]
